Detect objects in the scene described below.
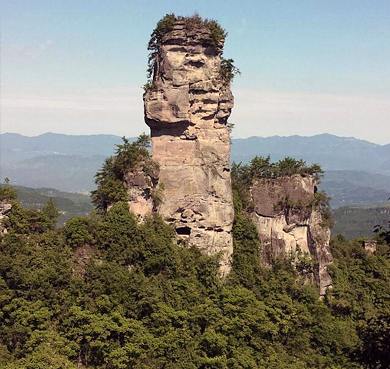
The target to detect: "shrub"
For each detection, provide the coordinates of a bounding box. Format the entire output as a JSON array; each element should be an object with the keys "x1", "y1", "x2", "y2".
[{"x1": 220, "y1": 58, "x2": 241, "y2": 85}]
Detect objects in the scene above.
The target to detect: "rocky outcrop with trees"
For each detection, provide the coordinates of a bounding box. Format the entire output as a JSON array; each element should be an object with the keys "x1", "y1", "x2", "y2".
[{"x1": 232, "y1": 156, "x2": 334, "y2": 295}]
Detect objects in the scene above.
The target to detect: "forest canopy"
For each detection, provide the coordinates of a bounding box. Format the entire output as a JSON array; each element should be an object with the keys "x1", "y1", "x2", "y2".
[{"x1": 1, "y1": 154, "x2": 390, "y2": 367}]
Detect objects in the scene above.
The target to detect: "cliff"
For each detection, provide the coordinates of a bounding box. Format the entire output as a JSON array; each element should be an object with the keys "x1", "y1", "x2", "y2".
[
  {"x1": 142, "y1": 15, "x2": 235, "y2": 276},
  {"x1": 249, "y1": 174, "x2": 333, "y2": 295}
]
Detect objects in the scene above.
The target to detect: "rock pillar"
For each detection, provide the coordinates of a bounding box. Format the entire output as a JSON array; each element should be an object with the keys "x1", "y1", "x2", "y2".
[{"x1": 143, "y1": 19, "x2": 234, "y2": 276}]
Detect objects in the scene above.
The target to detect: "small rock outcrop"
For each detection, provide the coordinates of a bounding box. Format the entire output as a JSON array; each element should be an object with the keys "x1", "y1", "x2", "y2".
[
  {"x1": 0, "y1": 200, "x2": 12, "y2": 234},
  {"x1": 143, "y1": 16, "x2": 235, "y2": 276},
  {"x1": 363, "y1": 240, "x2": 377, "y2": 254},
  {"x1": 250, "y1": 175, "x2": 333, "y2": 295},
  {"x1": 124, "y1": 163, "x2": 160, "y2": 221}
]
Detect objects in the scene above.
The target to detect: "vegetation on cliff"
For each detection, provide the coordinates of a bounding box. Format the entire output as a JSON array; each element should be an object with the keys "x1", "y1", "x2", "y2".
[
  {"x1": 233, "y1": 155, "x2": 323, "y2": 182},
  {"x1": 91, "y1": 134, "x2": 158, "y2": 212},
  {"x1": 231, "y1": 155, "x2": 326, "y2": 213}
]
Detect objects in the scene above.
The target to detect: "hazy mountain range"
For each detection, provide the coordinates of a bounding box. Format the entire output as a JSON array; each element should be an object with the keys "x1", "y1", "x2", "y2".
[{"x1": 1, "y1": 132, "x2": 390, "y2": 208}]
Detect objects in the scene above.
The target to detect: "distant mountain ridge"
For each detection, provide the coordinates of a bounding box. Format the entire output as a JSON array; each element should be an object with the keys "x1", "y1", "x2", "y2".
[
  {"x1": 1, "y1": 132, "x2": 390, "y2": 208},
  {"x1": 1, "y1": 133, "x2": 130, "y2": 191},
  {"x1": 1, "y1": 132, "x2": 126, "y2": 162},
  {"x1": 231, "y1": 133, "x2": 388, "y2": 174}
]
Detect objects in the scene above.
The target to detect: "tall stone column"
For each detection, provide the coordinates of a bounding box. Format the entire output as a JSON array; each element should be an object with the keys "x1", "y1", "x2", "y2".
[{"x1": 143, "y1": 18, "x2": 234, "y2": 276}]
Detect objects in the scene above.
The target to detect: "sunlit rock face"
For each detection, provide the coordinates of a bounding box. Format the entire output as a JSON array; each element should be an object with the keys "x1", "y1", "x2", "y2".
[
  {"x1": 124, "y1": 164, "x2": 159, "y2": 222},
  {"x1": 0, "y1": 201, "x2": 12, "y2": 234},
  {"x1": 250, "y1": 175, "x2": 333, "y2": 295},
  {"x1": 143, "y1": 19, "x2": 234, "y2": 276}
]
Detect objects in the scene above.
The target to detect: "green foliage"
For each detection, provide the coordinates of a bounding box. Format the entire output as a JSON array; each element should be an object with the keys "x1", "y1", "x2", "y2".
[
  {"x1": 143, "y1": 80, "x2": 158, "y2": 93},
  {"x1": 146, "y1": 13, "x2": 176, "y2": 80},
  {"x1": 91, "y1": 135, "x2": 156, "y2": 211},
  {"x1": 227, "y1": 189, "x2": 262, "y2": 289},
  {"x1": 0, "y1": 179, "x2": 18, "y2": 201},
  {"x1": 326, "y1": 235, "x2": 390, "y2": 366},
  {"x1": 320, "y1": 207, "x2": 335, "y2": 228},
  {"x1": 294, "y1": 246, "x2": 318, "y2": 276},
  {"x1": 4, "y1": 203, "x2": 53, "y2": 235},
  {"x1": 64, "y1": 217, "x2": 95, "y2": 248},
  {"x1": 220, "y1": 58, "x2": 241, "y2": 85},
  {"x1": 2, "y1": 189, "x2": 389, "y2": 368},
  {"x1": 150, "y1": 182, "x2": 165, "y2": 207},
  {"x1": 332, "y1": 205, "x2": 390, "y2": 240},
  {"x1": 232, "y1": 156, "x2": 325, "y2": 214},
  {"x1": 356, "y1": 314, "x2": 390, "y2": 368},
  {"x1": 41, "y1": 198, "x2": 60, "y2": 229},
  {"x1": 374, "y1": 220, "x2": 390, "y2": 245},
  {"x1": 232, "y1": 156, "x2": 323, "y2": 189}
]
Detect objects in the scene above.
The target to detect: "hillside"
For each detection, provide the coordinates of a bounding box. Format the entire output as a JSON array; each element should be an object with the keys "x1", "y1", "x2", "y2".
[
  {"x1": 0, "y1": 133, "x2": 128, "y2": 192},
  {"x1": 13, "y1": 186, "x2": 92, "y2": 225},
  {"x1": 321, "y1": 171, "x2": 390, "y2": 208},
  {"x1": 332, "y1": 205, "x2": 390, "y2": 239}
]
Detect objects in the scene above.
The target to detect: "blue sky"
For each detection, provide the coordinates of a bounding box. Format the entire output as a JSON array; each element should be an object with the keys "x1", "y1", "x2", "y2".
[{"x1": 1, "y1": 0, "x2": 389, "y2": 144}]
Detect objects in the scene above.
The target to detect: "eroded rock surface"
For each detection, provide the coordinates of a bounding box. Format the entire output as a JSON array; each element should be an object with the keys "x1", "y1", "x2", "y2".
[
  {"x1": 250, "y1": 175, "x2": 333, "y2": 295},
  {"x1": 143, "y1": 19, "x2": 234, "y2": 276},
  {"x1": 124, "y1": 164, "x2": 160, "y2": 221},
  {"x1": 0, "y1": 201, "x2": 12, "y2": 234}
]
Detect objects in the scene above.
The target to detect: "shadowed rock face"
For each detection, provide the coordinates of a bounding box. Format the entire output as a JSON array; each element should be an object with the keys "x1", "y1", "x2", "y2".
[
  {"x1": 250, "y1": 175, "x2": 333, "y2": 295},
  {"x1": 143, "y1": 20, "x2": 234, "y2": 276}
]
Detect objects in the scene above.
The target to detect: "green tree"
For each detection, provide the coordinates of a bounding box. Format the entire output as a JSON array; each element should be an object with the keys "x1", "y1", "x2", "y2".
[
  {"x1": 41, "y1": 198, "x2": 60, "y2": 229},
  {"x1": 64, "y1": 217, "x2": 94, "y2": 248},
  {"x1": 357, "y1": 314, "x2": 390, "y2": 368},
  {"x1": 220, "y1": 58, "x2": 241, "y2": 85},
  {"x1": 0, "y1": 179, "x2": 17, "y2": 201}
]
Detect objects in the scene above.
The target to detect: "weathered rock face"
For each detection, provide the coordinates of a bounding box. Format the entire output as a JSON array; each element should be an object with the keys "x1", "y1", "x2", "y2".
[
  {"x1": 363, "y1": 240, "x2": 377, "y2": 254},
  {"x1": 0, "y1": 201, "x2": 12, "y2": 234},
  {"x1": 250, "y1": 175, "x2": 333, "y2": 295},
  {"x1": 143, "y1": 20, "x2": 234, "y2": 276},
  {"x1": 124, "y1": 164, "x2": 160, "y2": 221}
]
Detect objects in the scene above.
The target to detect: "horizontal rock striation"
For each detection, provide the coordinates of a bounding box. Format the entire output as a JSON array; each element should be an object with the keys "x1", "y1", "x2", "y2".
[
  {"x1": 250, "y1": 175, "x2": 333, "y2": 295},
  {"x1": 143, "y1": 18, "x2": 234, "y2": 276}
]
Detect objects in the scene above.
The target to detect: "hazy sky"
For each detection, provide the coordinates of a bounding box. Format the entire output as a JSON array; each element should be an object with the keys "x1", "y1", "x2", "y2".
[{"x1": 1, "y1": 0, "x2": 389, "y2": 144}]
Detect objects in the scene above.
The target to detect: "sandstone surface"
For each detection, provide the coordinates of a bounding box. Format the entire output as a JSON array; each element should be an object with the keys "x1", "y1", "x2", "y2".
[
  {"x1": 250, "y1": 175, "x2": 333, "y2": 295},
  {"x1": 124, "y1": 164, "x2": 160, "y2": 221},
  {"x1": 0, "y1": 201, "x2": 12, "y2": 234},
  {"x1": 143, "y1": 18, "x2": 234, "y2": 276}
]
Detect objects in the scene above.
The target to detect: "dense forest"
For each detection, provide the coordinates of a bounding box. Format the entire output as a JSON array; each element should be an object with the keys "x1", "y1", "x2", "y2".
[{"x1": 1, "y1": 139, "x2": 390, "y2": 368}]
